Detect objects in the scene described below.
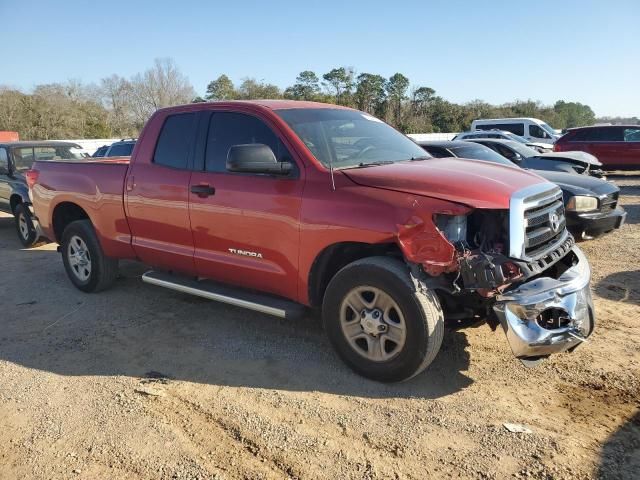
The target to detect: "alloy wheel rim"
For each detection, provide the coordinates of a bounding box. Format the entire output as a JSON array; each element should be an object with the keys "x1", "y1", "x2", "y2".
[
  {"x1": 340, "y1": 286, "x2": 407, "y2": 362},
  {"x1": 68, "y1": 235, "x2": 92, "y2": 281},
  {"x1": 18, "y1": 213, "x2": 29, "y2": 239}
]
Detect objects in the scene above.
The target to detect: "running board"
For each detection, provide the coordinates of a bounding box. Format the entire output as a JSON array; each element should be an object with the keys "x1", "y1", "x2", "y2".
[{"x1": 141, "y1": 270, "x2": 306, "y2": 320}]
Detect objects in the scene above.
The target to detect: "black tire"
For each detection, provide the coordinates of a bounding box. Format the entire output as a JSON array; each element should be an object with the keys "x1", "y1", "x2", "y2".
[
  {"x1": 322, "y1": 256, "x2": 444, "y2": 382},
  {"x1": 14, "y1": 203, "x2": 38, "y2": 247},
  {"x1": 61, "y1": 220, "x2": 118, "y2": 293}
]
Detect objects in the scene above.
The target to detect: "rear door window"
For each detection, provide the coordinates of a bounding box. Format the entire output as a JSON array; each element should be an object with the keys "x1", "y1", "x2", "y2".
[
  {"x1": 477, "y1": 123, "x2": 524, "y2": 136},
  {"x1": 592, "y1": 127, "x2": 624, "y2": 141},
  {"x1": 153, "y1": 113, "x2": 197, "y2": 169},
  {"x1": 499, "y1": 123, "x2": 524, "y2": 136}
]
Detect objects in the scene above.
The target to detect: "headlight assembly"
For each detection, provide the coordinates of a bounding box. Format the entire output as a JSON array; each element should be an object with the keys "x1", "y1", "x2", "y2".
[
  {"x1": 434, "y1": 214, "x2": 467, "y2": 243},
  {"x1": 566, "y1": 196, "x2": 598, "y2": 212}
]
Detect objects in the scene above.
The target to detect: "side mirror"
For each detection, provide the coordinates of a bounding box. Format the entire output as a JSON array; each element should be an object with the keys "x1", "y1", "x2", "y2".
[
  {"x1": 512, "y1": 153, "x2": 523, "y2": 163},
  {"x1": 227, "y1": 144, "x2": 292, "y2": 175}
]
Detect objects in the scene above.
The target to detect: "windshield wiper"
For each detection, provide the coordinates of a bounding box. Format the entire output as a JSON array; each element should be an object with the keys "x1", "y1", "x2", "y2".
[
  {"x1": 408, "y1": 156, "x2": 431, "y2": 161},
  {"x1": 356, "y1": 160, "x2": 395, "y2": 168}
]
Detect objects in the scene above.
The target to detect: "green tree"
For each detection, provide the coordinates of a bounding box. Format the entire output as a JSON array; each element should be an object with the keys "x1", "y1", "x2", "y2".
[
  {"x1": 237, "y1": 78, "x2": 282, "y2": 99},
  {"x1": 385, "y1": 73, "x2": 410, "y2": 125},
  {"x1": 553, "y1": 100, "x2": 596, "y2": 128},
  {"x1": 355, "y1": 73, "x2": 386, "y2": 115},
  {"x1": 322, "y1": 67, "x2": 354, "y2": 105},
  {"x1": 429, "y1": 98, "x2": 466, "y2": 133},
  {"x1": 205, "y1": 74, "x2": 236, "y2": 100},
  {"x1": 284, "y1": 71, "x2": 321, "y2": 101}
]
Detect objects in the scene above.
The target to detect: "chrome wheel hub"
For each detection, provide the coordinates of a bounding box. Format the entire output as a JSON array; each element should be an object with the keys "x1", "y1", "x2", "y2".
[
  {"x1": 18, "y1": 213, "x2": 29, "y2": 239},
  {"x1": 68, "y1": 235, "x2": 92, "y2": 281},
  {"x1": 340, "y1": 286, "x2": 407, "y2": 362}
]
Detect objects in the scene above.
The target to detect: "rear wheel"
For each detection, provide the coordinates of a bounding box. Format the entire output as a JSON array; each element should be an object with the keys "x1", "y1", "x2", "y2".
[
  {"x1": 322, "y1": 256, "x2": 444, "y2": 382},
  {"x1": 14, "y1": 203, "x2": 38, "y2": 247},
  {"x1": 61, "y1": 220, "x2": 118, "y2": 293}
]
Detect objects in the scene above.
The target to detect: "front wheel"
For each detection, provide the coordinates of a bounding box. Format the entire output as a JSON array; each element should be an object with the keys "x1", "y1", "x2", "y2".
[
  {"x1": 14, "y1": 203, "x2": 38, "y2": 247},
  {"x1": 61, "y1": 220, "x2": 118, "y2": 293},
  {"x1": 322, "y1": 257, "x2": 444, "y2": 382}
]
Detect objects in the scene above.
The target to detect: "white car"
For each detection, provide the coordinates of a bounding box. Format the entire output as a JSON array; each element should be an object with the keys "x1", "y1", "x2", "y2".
[
  {"x1": 471, "y1": 117, "x2": 560, "y2": 144},
  {"x1": 453, "y1": 130, "x2": 552, "y2": 152}
]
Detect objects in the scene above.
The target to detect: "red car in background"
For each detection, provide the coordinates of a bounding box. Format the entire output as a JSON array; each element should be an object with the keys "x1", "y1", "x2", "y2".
[{"x1": 554, "y1": 125, "x2": 640, "y2": 169}]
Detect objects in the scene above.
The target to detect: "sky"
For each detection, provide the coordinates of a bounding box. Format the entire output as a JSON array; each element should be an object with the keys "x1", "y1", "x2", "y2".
[{"x1": 0, "y1": 0, "x2": 638, "y2": 117}]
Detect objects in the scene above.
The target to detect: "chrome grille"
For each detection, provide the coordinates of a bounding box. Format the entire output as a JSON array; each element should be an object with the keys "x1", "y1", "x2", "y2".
[
  {"x1": 600, "y1": 192, "x2": 618, "y2": 213},
  {"x1": 510, "y1": 184, "x2": 569, "y2": 261}
]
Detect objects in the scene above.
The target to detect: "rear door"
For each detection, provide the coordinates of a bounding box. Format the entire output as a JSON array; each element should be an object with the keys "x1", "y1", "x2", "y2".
[
  {"x1": 125, "y1": 112, "x2": 198, "y2": 274},
  {"x1": 585, "y1": 127, "x2": 624, "y2": 168},
  {"x1": 0, "y1": 148, "x2": 10, "y2": 211},
  {"x1": 188, "y1": 110, "x2": 304, "y2": 300}
]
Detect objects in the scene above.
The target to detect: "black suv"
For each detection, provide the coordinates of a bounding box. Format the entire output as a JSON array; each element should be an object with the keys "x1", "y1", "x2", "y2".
[
  {"x1": 0, "y1": 141, "x2": 83, "y2": 246},
  {"x1": 104, "y1": 138, "x2": 136, "y2": 157}
]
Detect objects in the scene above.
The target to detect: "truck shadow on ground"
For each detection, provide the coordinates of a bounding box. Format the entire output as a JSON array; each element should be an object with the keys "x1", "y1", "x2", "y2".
[
  {"x1": 0, "y1": 222, "x2": 473, "y2": 400},
  {"x1": 598, "y1": 411, "x2": 640, "y2": 479},
  {"x1": 595, "y1": 271, "x2": 640, "y2": 305}
]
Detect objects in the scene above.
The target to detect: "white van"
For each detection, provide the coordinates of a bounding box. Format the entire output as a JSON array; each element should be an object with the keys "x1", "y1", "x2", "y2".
[{"x1": 471, "y1": 118, "x2": 560, "y2": 144}]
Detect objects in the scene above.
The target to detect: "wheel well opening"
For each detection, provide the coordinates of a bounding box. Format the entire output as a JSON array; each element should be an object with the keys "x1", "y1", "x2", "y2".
[
  {"x1": 52, "y1": 203, "x2": 90, "y2": 242},
  {"x1": 308, "y1": 242, "x2": 403, "y2": 308},
  {"x1": 10, "y1": 195, "x2": 23, "y2": 215}
]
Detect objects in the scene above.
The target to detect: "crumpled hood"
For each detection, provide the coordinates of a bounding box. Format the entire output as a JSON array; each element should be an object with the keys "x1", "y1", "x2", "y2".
[
  {"x1": 342, "y1": 158, "x2": 551, "y2": 209},
  {"x1": 536, "y1": 151, "x2": 602, "y2": 167}
]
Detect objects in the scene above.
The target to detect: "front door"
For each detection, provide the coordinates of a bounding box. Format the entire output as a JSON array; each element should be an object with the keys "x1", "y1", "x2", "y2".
[
  {"x1": 125, "y1": 112, "x2": 198, "y2": 275},
  {"x1": 188, "y1": 111, "x2": 303, "y2": 300}
]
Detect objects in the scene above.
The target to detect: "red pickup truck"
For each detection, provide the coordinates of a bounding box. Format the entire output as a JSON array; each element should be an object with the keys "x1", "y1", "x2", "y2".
[{"x1": 29, "y1": 100, "x2": 594, "y2": 382}]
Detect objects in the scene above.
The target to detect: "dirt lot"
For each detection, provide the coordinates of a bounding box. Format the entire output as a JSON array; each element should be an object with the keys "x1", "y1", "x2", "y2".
[{"x1": 0, "y1": 175, "x2": 638, "y2": 480}]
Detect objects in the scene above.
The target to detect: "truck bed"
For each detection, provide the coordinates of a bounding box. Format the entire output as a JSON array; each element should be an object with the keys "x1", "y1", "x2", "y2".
[{"x1": 30, "y1": 157, "x2": 135, "y2": 259}]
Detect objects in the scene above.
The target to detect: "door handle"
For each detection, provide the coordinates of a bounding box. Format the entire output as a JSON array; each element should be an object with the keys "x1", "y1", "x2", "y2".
[
  {"x1": 190, "y1": 184, "x2": 215, "y2": 197},
  {"x1": 126, "y1": 175, "x2": 135, "y2": 192}
]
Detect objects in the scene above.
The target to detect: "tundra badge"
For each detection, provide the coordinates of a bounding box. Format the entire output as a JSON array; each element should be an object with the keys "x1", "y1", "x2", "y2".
[{"x1": 228, "y1": 248, "x2": 263, "y2": 259}]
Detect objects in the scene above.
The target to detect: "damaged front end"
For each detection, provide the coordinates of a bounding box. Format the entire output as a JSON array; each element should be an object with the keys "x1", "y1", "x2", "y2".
[
  {"x1": 405, "y1": 183, "x2": 595, "y2": 363},
  {"x1": 493, "y1": 246, "x2": 594, "y2": 362}
]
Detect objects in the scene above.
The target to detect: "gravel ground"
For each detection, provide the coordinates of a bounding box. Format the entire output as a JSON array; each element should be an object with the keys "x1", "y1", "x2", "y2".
[{"x1": 0, "y1": 174, "x2": 638, "y2": 480}]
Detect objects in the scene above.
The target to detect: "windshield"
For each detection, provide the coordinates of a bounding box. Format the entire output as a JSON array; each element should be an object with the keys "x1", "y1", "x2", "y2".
[
  {"x1": 275, "y1": 108, "x2": 430, "y2": 169},
  {"x1": 539, "y1": 122, "x2": 557, "y2": 136},
  {"x1": 502, "y1": 132, "x2": 529, "y2": 144},
  {"x1": 449, "y1": 145, "x2": 515, "y2": 167},
  {"x1": 503, "y1": 141, "x2": 540, "y2": 158}
]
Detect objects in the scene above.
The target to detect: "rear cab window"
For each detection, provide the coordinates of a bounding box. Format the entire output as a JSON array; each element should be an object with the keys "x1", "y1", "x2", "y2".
[
  {"x1": 0, "y1": 147, "x2": 8, "y2": 172},
  {"x1": 153, "y1": 113, "x2": 197, "y2": 169},
  {"x1": 13, "y1": 147, "x2": 35, "y2": 171}
]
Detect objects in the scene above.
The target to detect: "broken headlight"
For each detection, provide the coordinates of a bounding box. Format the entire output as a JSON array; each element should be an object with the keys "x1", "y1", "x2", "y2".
[{"x1": 434, "y1": 214, "x2": 467, "y2": 244}]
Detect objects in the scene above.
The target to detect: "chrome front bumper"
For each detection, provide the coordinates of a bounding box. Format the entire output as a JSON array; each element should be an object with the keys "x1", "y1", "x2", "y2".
[{"x1": 493, "y1": 246, "x2": 594, "y2": 360}]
